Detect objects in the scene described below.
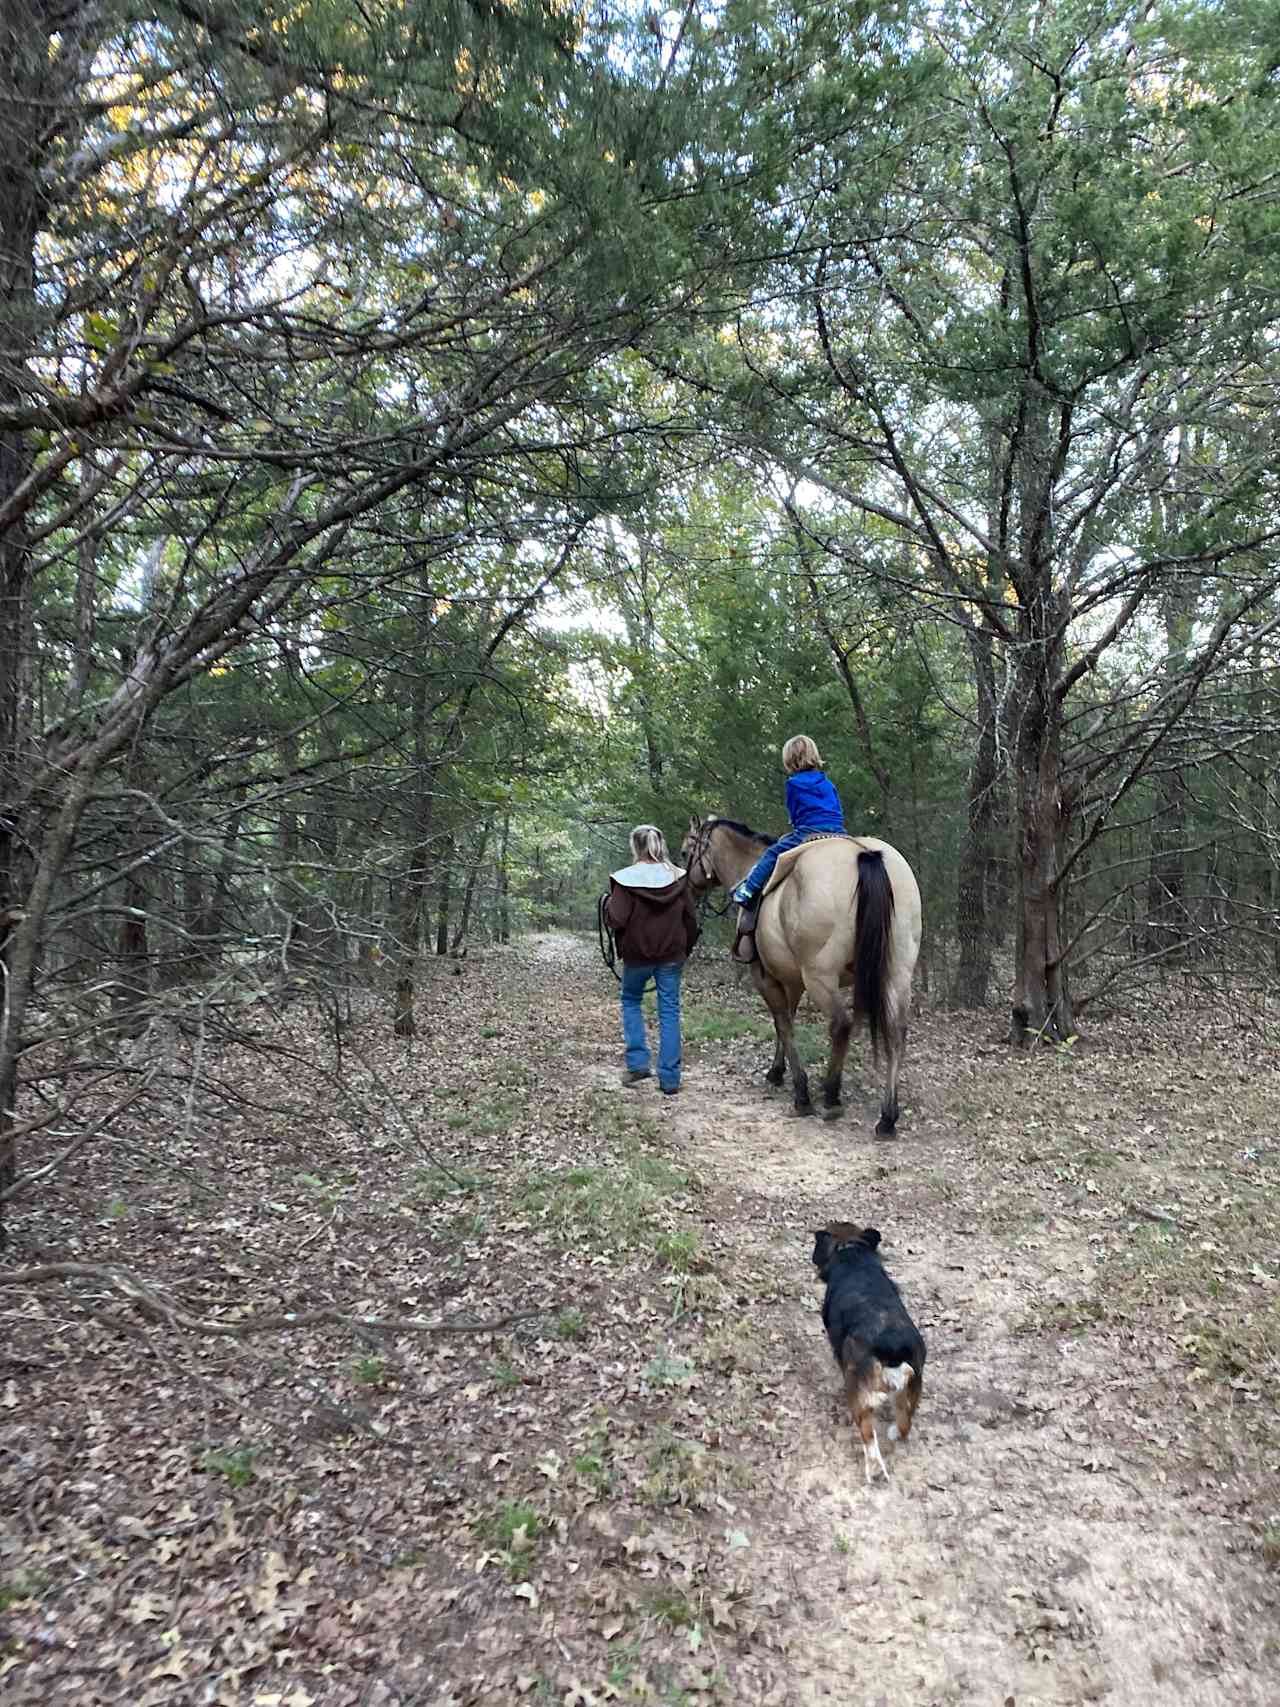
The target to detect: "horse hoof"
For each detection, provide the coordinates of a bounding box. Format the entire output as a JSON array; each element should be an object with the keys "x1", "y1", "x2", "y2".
[
  {"x1": 792, "y1": 1104, "x2": 815, "y2": 1120},
  {"x1": 874, "y1": 1120, "x2": 897, "y2": 1140},
  {"x1": 764, "y1": 1074, "x2": 785, "y2": 1091},
  {"x1": 821, "y1": 1103, "x2": 843, "y2": 1122}
]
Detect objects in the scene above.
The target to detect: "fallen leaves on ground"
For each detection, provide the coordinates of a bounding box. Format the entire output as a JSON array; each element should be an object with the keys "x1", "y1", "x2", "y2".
[{"x1": 2, "y1": 936, "x2": 1279, "y2": 1703}]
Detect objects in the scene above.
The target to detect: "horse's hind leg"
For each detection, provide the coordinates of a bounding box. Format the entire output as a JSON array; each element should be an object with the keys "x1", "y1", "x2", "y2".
[
  {"x1": 876, "y1": 1013, "x2": 906, "y2": 1139},
  {"x1": 807, "y1": 973, "x2": 851, "y2": 1121},
  {"x1": 752, "y1": 967, "x2": 811, "y2": 1114},
  {"x1": 763, "y1": 1007, "x2": 787, "y2": 1088}
]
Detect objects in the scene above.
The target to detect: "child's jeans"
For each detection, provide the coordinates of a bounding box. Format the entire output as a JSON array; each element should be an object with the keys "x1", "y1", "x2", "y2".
[{"x1": 731, "y1": 829, "x2": 812, "y2": 904}]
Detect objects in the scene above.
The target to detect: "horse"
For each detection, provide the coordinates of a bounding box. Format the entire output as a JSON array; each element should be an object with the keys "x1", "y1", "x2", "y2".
[{"x1": 680, "y1": 817, "x2": 922, "y2": 1136}]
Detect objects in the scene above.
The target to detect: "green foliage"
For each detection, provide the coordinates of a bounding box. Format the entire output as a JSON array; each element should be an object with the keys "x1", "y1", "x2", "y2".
[
  {"x1": 652, "y1": 1229, "x2": 705, "y2": 1274},
  {"x1": 0, "y1": 1571, "x2": 50, "y2": 1612},
  {"x1": 475, "y1": 1502, "x2": 543, "y2": 1580},
  {"x1": 200, "y1": 1445, "x2": 258, "y2": 1488}
]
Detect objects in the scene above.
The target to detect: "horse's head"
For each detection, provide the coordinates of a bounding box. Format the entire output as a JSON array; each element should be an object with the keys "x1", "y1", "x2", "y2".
[{"x1": 681, "y1": 816, "x2": 718, "y2": 895}]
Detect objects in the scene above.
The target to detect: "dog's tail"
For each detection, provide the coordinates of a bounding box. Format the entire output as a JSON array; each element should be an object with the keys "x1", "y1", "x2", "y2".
[{"x1": 861, "y1": 1356, "x2": 916, "y2": 1409}]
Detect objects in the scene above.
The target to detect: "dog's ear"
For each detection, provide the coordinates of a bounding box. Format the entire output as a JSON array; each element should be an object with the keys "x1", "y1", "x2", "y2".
[
  {"x1": 861, "y1": 1227, "x2": 882, "y2": 1251},
  {"x1": 811, "y1": 1228, "x2": 835, "y2": 1277}
]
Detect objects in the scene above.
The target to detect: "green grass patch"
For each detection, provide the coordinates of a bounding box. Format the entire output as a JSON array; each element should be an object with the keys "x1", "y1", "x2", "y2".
[
  {"x1": 0, "y1": 1571, "x2": 50, "y2": 1612},
  {"x1": 653, "y1": 1228, "x2": 705, "y2": 1273},
  {"x1": 517, "y1": 1150, "x2": 689, "y2": 1248},
  {"x1": 477, "y1": 1500, "x2": 542, "y2": 1549},
  {"x1": 475, "y1": 1501, "x2": 542, "y2": 1580},
  {"x1": 682, "y1": 1008, "x2": 769, "y2": 1047},
  {"x1": 648, "y1": 1586, "x2": 700, "y2": 1630},
  {"x1": 642, "y1": 1352, "x2": 696, "y2": 1389},
  {"x1": 296, "y1": 1169, "x2": 356, "y2": 1205},
  {"x1": 443, "y1": 1094, "x2": 524, "y2": 1138},
  {"x1": 200, "y1": 1443, "x2": 258, "y2": 1487},
  {"x1": 1015, "y1": 1294, "x2": 1105, "y2": 1337},
  {"x1": 792, "y1": 1020, "x2": 828, "y2": 1064},
  {"x1": 439, "y1": 1208, "x2": 490, "y2": 1242},
  {"x1": 410, "y1": 1163, "x2": 486, "y2": 1206}
]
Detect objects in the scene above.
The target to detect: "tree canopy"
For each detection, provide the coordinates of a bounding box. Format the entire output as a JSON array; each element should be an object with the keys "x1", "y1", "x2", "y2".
[{"x1": 4, "y1": 0, "x2": 1280, "y2": 1222}]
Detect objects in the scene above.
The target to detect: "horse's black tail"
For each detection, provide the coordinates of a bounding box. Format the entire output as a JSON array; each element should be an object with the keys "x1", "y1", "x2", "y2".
[{"x1": 851, "y1": 850, "x2": 895, "y2": 1060}]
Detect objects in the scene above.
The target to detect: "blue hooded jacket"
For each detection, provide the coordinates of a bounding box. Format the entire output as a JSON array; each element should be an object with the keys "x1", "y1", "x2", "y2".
[{"x1": 785, "y1": 768, "x2": 845, "y2": 833}]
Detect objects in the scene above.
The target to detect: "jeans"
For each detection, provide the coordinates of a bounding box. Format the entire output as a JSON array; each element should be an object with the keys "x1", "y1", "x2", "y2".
[
  {"x1": 732, "y1": 828, "x2": 811, "y2": 904},
  {"x1": 620, "y1": 960, "x2": 684, "y2": 1089}
]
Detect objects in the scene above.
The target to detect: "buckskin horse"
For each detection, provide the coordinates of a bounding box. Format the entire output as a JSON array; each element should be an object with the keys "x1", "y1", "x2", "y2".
[{"x1": 681, "y1": 817, "x2": 922, "y2": 1135}]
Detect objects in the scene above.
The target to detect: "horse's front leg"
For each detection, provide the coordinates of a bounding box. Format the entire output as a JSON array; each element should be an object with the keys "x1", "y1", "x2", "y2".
[{"x1": 752, "y1": 967, "x2": 810, "y2": 1114}]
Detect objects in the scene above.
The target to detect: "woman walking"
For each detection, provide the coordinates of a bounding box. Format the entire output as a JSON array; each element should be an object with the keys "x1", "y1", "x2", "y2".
[{"x1": 605, "y1": 825, "x2": 700, "y2": 1096}]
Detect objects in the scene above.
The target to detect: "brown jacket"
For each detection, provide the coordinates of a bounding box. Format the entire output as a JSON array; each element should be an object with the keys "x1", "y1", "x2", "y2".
[{"x1": 606, "y1": 867, "x2": 700, "y2": 965}]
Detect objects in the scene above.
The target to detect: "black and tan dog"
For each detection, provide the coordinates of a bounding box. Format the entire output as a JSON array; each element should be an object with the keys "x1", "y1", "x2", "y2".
[{"x1": 811, "y1": 1222, "x2": 926, "y2": 1482}]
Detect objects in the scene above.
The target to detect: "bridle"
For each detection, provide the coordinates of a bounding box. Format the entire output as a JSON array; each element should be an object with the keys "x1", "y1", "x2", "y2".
[{"x1": 683, "y1": 819, "x2": 734, "y2": 919}]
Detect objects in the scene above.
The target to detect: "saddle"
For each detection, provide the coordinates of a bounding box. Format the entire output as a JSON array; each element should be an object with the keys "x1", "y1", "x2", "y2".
[
  {"x1": 733, "y1": 834, "x2": 860, "y2": 965},
  {"x1": 760, "y1": 832, "x2": 861, "y2": 899}
]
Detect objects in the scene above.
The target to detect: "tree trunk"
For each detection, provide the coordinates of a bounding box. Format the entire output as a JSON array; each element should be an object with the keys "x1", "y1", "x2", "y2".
[
  {"x1": 393, "y1": 976, "x2": 416, "y2": 1039},
  {"x1": 1009, "y1": 648, "x2": 1073, "y2": 1044},
  {"x1": 0, "y1": 12, "x2": 46, "y2": 1209},
  {"x1": 182, "y1": 847, "x2": 206, "y2": 977},
  {"x1": 1144, "y1": 583, "x2": 1195, "y2": 955},
  {"x1": 1144, "y1": 763, "x2": 1190, "y2": 956},
  {"x1": 113, "y1": 872, "x2": 152, "y2": 1036},
  {"x1": 952, "y1": 627, "x2": 1002, "y2": 1007},
  {"x1": 496, "y1": 811, "x2": 512, "y2": 945},
  {"x1": 196, "y1": 791, "x2": 246, "y2": 970},
  {"x1": 391, "y1": 631, "x2": 437, "y2": 1034},
  {"x1": 450, "y1": 822, "x2": 491, "y2": 955},
  {"x1": 434, "y1": 852, "x2": 452, "y2": 957}
]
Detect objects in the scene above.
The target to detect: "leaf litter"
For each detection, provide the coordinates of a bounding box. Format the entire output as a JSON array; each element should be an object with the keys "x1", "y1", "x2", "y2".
[{"x1": 1, "y1": 934, "x2": 1279, "y2": 1703}]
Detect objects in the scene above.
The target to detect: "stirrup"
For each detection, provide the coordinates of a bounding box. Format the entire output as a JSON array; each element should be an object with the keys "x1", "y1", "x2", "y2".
[{"x1": 731, "y1": 900, "x2": 760, "y2": 964}]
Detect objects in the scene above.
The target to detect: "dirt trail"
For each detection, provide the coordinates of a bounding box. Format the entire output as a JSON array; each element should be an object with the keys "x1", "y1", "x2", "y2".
[{"x1": 559, "y1": 932, "x2": 1278, "y2": 1707}]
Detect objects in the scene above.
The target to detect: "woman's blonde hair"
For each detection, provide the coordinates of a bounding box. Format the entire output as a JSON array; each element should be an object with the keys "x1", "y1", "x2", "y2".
[
  {"x1": 782, "y1": 734, "x2": 823, "y2": 772},
  {"x1": 629, "y1": 824, "x2": 672, "y2": 864}
]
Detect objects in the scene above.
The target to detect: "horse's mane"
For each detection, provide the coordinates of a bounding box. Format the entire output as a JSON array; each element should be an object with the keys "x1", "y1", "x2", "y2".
[{"x1": 707, "y1": 816, "x2": 776, "y2": 848}]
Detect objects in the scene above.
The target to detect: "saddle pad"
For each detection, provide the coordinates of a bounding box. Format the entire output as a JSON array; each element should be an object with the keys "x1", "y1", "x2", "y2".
[{"x1": 762, "y1": 835, "x2": 865, "y2": 899}]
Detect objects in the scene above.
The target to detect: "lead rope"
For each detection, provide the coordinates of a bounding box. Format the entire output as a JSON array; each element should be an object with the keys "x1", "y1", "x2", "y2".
[{"x1": 597, "y1": 892, "x2": 621, "y2": 981}]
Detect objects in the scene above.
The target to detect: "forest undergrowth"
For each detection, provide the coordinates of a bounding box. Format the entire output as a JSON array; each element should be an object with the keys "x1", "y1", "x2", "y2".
[{"x1": 2, "y1": 936, "x2": 1279, "y2": 1705}]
